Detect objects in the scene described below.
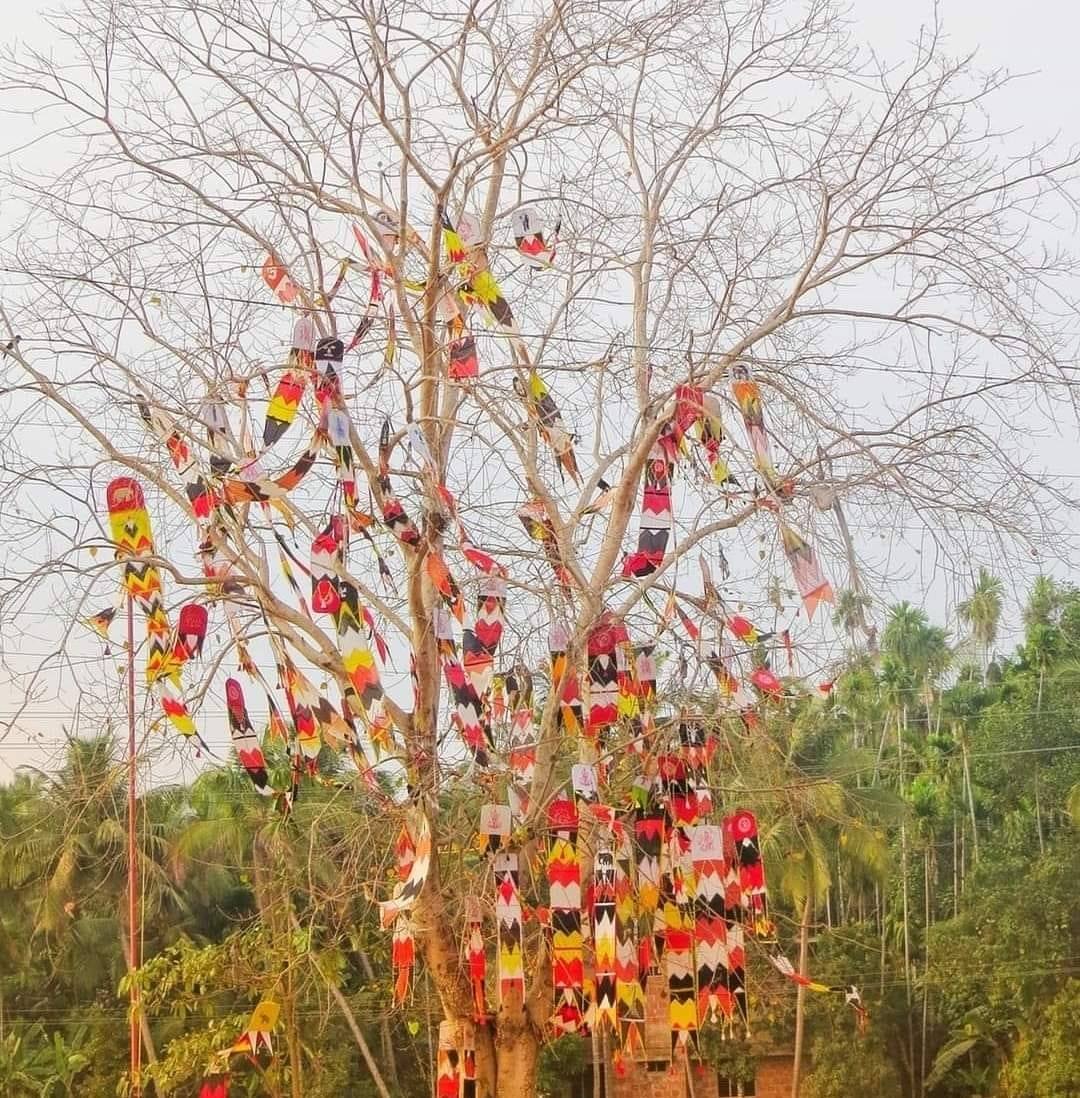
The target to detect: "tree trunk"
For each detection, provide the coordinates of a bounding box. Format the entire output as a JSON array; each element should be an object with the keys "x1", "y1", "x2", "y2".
[
  {"x1": 790, "y1": 896, "x2": 813, "y2": 1098},
  {"x1": 952, "y1": 814, "x2": 959, "y2": 917},
  {"x1": 480, "y1": 1027, "x2": 540, "y2": 1097},
  {"x1": 358, "y1": 950, "x2": 400, "y2": 1093},
  {"x1": 961, "y1": 740, "x2": 979, "y2": 865},
  {"x1": 1034, "y1": 765, "x2": 1045, "y2": 855},
  {"x1": 326, "y1": 981, "x2": 394, "y2": 1098}
]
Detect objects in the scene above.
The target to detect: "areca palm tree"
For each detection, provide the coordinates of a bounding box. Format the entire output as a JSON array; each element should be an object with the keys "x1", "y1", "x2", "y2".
[
  {"x1": 832, "y1": 589, "x2": 874, "y2": 650},
  {"x1": 956, "y1": 569, "x2": 1005, "y2": 680}
]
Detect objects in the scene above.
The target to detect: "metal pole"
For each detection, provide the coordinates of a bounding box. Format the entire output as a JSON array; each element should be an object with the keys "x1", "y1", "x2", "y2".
[{"x1": 127, "y1": 595, "x2": 142, "y2": 1098}]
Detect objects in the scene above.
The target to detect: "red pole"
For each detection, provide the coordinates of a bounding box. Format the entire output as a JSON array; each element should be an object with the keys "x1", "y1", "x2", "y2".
[{"x1": 127, "y1": 595, "x2": 142, "y2": 1098}]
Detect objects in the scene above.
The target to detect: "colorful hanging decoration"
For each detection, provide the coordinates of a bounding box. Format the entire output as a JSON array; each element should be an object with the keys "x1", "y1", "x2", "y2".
[
  {"x1": 592, "y1": 849, "x2": 618, "y2": 1036},
  {"x1": 549, "y1": 620, "x2": 584, "y2": 736},
  {"x1": 435, "y1": 608, "x2": 494, "y2": 767},
  {"x1": 721, "y1": 818, "x2": 749, "y2": 1028},
  {"x1": 585, "y1": 611, "x2": 621, "y2": 744},
  {"x1": 225, "y1": 678, "x2": 272, "y2": 796},
  {"x1": 378, "y1": 815, "x2": 432, "y2": 927},
  {"x1": 622, "y1": 439, "x2": 674, "y2": 578},
  {"x1": 506, "y1": 672, "x2": 537, "y2": 821},
  {"x1": 729, "y1": 810, "x2": 769, "y2": 934},
  {"x1": 263, "y1": 315, "x2": 317, "y2": 448},
  {"x1": 518, "y1": 499, "x2": 573, "y2": 587},
  {"x1": 494, "y1": 849, "x2": 525, "y2": 1005},
  {"x1": 391, "y1": 828, "x2": 416, "y2": 1006},
  {"x1": 464, "y1": 896, "x2": 487, "y2": 1019},
  {"x1": 692, "y1": 824, "x2": 732, "y2": 1026},
  {"x1": 436, "y1": 1021, "x2": 462, "y2": 1098},
  {"x1": 614, "y1": 836, "x2": 646, "y2": 1068},
  {"x1": 767, "y1": 954, "x2": 868, "y2": 1033},
  {"x1": 780, "y1": 524, "x2": 835, "y2": 621},
  {"x1": 229, "y1": 1000, "x2": 280, "y2": 1056},
  {"x1": 730, "y1": 363, "x2": 781, "y2": 489},
  {"x1": 515, "y1": 371, "x2": 581, "y2": 484},
  {"x1": 547, "y1": 794, "x2": 585, "y2": 1034},
  {"x1": 104, "y1": 477, "x2": 194, "y2": 737},
  {"x1": 261, "y1": 255, "x2": 298, "y2": 304},
  {"x1": 461, "y1": 567, "x2": 507, "y2": 700},
  {"x1": 511, "y1": 206, "x2": 559, "y2": 268},
  {"x1": 377, "y1": 420, "x2": 422, "y2": 548}
]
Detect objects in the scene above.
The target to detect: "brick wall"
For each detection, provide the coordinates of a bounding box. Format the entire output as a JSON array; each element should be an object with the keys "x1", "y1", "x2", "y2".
[
  {"x1": 754, "y1": 1055, "x2": 794, "y2": 1098},
  {"x1": 597, "y1": 973, "x2": 794, "y2": 1098}
]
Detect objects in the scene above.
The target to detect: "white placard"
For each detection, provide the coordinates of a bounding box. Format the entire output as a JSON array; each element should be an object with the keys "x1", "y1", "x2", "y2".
[
  {"x1": 480, "y1": 803, "x2": 511, "y2": 836},
  {"x1": 571, "y1": 763, "x2": 598, "y2": 801},
  {"x1": 691, "y1": 825, "x2": 723, "y2": 861}
]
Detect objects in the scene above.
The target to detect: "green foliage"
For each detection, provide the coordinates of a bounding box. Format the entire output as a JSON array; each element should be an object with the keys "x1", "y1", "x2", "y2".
[
  {"x1": 3, "y1": 577, "x2": 1080, "y2": 1096},
  {"x1": 802, "y1": 1033, "x2": 902, "y2": 1098},
  {"x1": 537, "y1": 1034, "x2": 587, "y2": 1096},
  {"x1": 998, "y1": 980, "x2": 1080, "y2": 1097}
]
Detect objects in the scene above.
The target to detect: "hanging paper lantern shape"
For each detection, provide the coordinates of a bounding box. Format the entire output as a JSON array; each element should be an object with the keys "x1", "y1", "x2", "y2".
[
  {"x1": 177, "y1": 602, "x2": 208, "y2": 661},
  {"x1": 511, "y1": 206, "x2": 559, "y2": 268},
  {"x1": 261, "y1": 255, "x2": 298, "y2": 303}
]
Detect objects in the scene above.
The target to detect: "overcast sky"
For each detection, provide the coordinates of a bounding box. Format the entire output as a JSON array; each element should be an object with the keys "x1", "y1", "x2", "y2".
[{"x1": 1, "y1": 0, "x2": 1078, "y2": 779}]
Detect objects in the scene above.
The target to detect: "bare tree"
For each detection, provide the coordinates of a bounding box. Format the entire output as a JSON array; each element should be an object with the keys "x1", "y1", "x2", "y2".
[{"x1": 1, "y1": 0, "x2": 1078, "y2": 1093}]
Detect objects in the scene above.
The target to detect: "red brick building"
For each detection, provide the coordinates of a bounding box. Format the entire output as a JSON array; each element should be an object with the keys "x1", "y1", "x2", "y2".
[{"x1": 561, "y1": 975, "x2": 794, "y2": 1098}]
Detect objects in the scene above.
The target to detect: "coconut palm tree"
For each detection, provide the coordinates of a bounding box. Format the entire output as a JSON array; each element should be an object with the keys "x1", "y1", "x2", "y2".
[{"x1": 956, "y1": 569, "x2": 1005, "y2": 681}]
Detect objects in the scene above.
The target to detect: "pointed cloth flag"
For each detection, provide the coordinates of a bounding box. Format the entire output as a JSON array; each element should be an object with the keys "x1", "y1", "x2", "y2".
[
  {"x1": 436, "y1": 1021, "x2": 462, "y2": 1098},
  {"x1": 263, "y1": 315, "x2": 316, "y2": 447},
  {"x1": 614, "y1": 839, "x2": 646, "y2": 1064},
  {"x1": 622, "y1": 439, "x2": 673, "y2": 578},
  {"x1": 230, "y1": 999, "x2": 279, "y2": 1055},
  {"x1": 592, "y1": 850, "x2": 618, "y2": 1035},
  {"x1": 261, "y1": 255, "x2": 298, "y2": 304},
  {"x1": 494, "y1": 850, "x2": 525, "y2": 1004},
  {"x1": 378, "y1": 815, "x2": 432, "y2": 928},
  {"x1": 512, "y1": 206, "x2": 558, "y2": 268},
  {"x1": 105, "y1": 477, "x2": 194, "y2": 737},
  {"x1": 548, "y1": 794, "x2": 585, "y2": 1033},
  {"x1": 780, "y1": 524, "x2": 834, "y2": 621},
  {"x1": 225, "y1": 678, "x2": 272, "y2": 797}
]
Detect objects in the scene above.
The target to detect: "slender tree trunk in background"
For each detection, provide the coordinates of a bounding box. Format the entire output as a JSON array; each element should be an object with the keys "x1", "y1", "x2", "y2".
[
  {"x1": 358, "y1": 950, "x2": 400, "y2": 1092},
  {"x1": 326, "y1": 980, "x2": 394, "y2": 1098},
  {"x1": 920, "y1": 964, "x2": 929, "y2": 1098},
  {"x1": 899, "y1": 710, "x2": 916, "y2": 1097},
  {"x1": 873, "y1": 710, "x2": 892, "y2": 783},
  {"x1": 836, "y1": 855, "x2": 845, "y2": 925},
  {"x1": 791, "y1": 897, "x2": 813, "y2": 1098},
  {"x1": 961, "y1": 742, "x2": 979, "y2": 865},
  {"x1": 289, "y1": 912, "x2": 394, "y2": 1098},
  {"x1": 1035, "y1": 766, "x2": 1045, "y2": 855},
  {"x1": 924, "y1": 848, "x2": 931, "y2": 928},
  {"x1": 960, "y1": 820, "x2": 966, "y2": 896},
  {"x1": 952, "y1": 814, "x2": 959, "y2": 917},
  {"x1": 285, "y1": 964, "x2": 303, "y2": 1098}
]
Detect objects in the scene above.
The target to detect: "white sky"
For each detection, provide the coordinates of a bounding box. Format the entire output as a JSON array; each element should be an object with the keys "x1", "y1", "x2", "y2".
[{"x1": 1, "y1": 0, "x2": 1078, "y2": 779}]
